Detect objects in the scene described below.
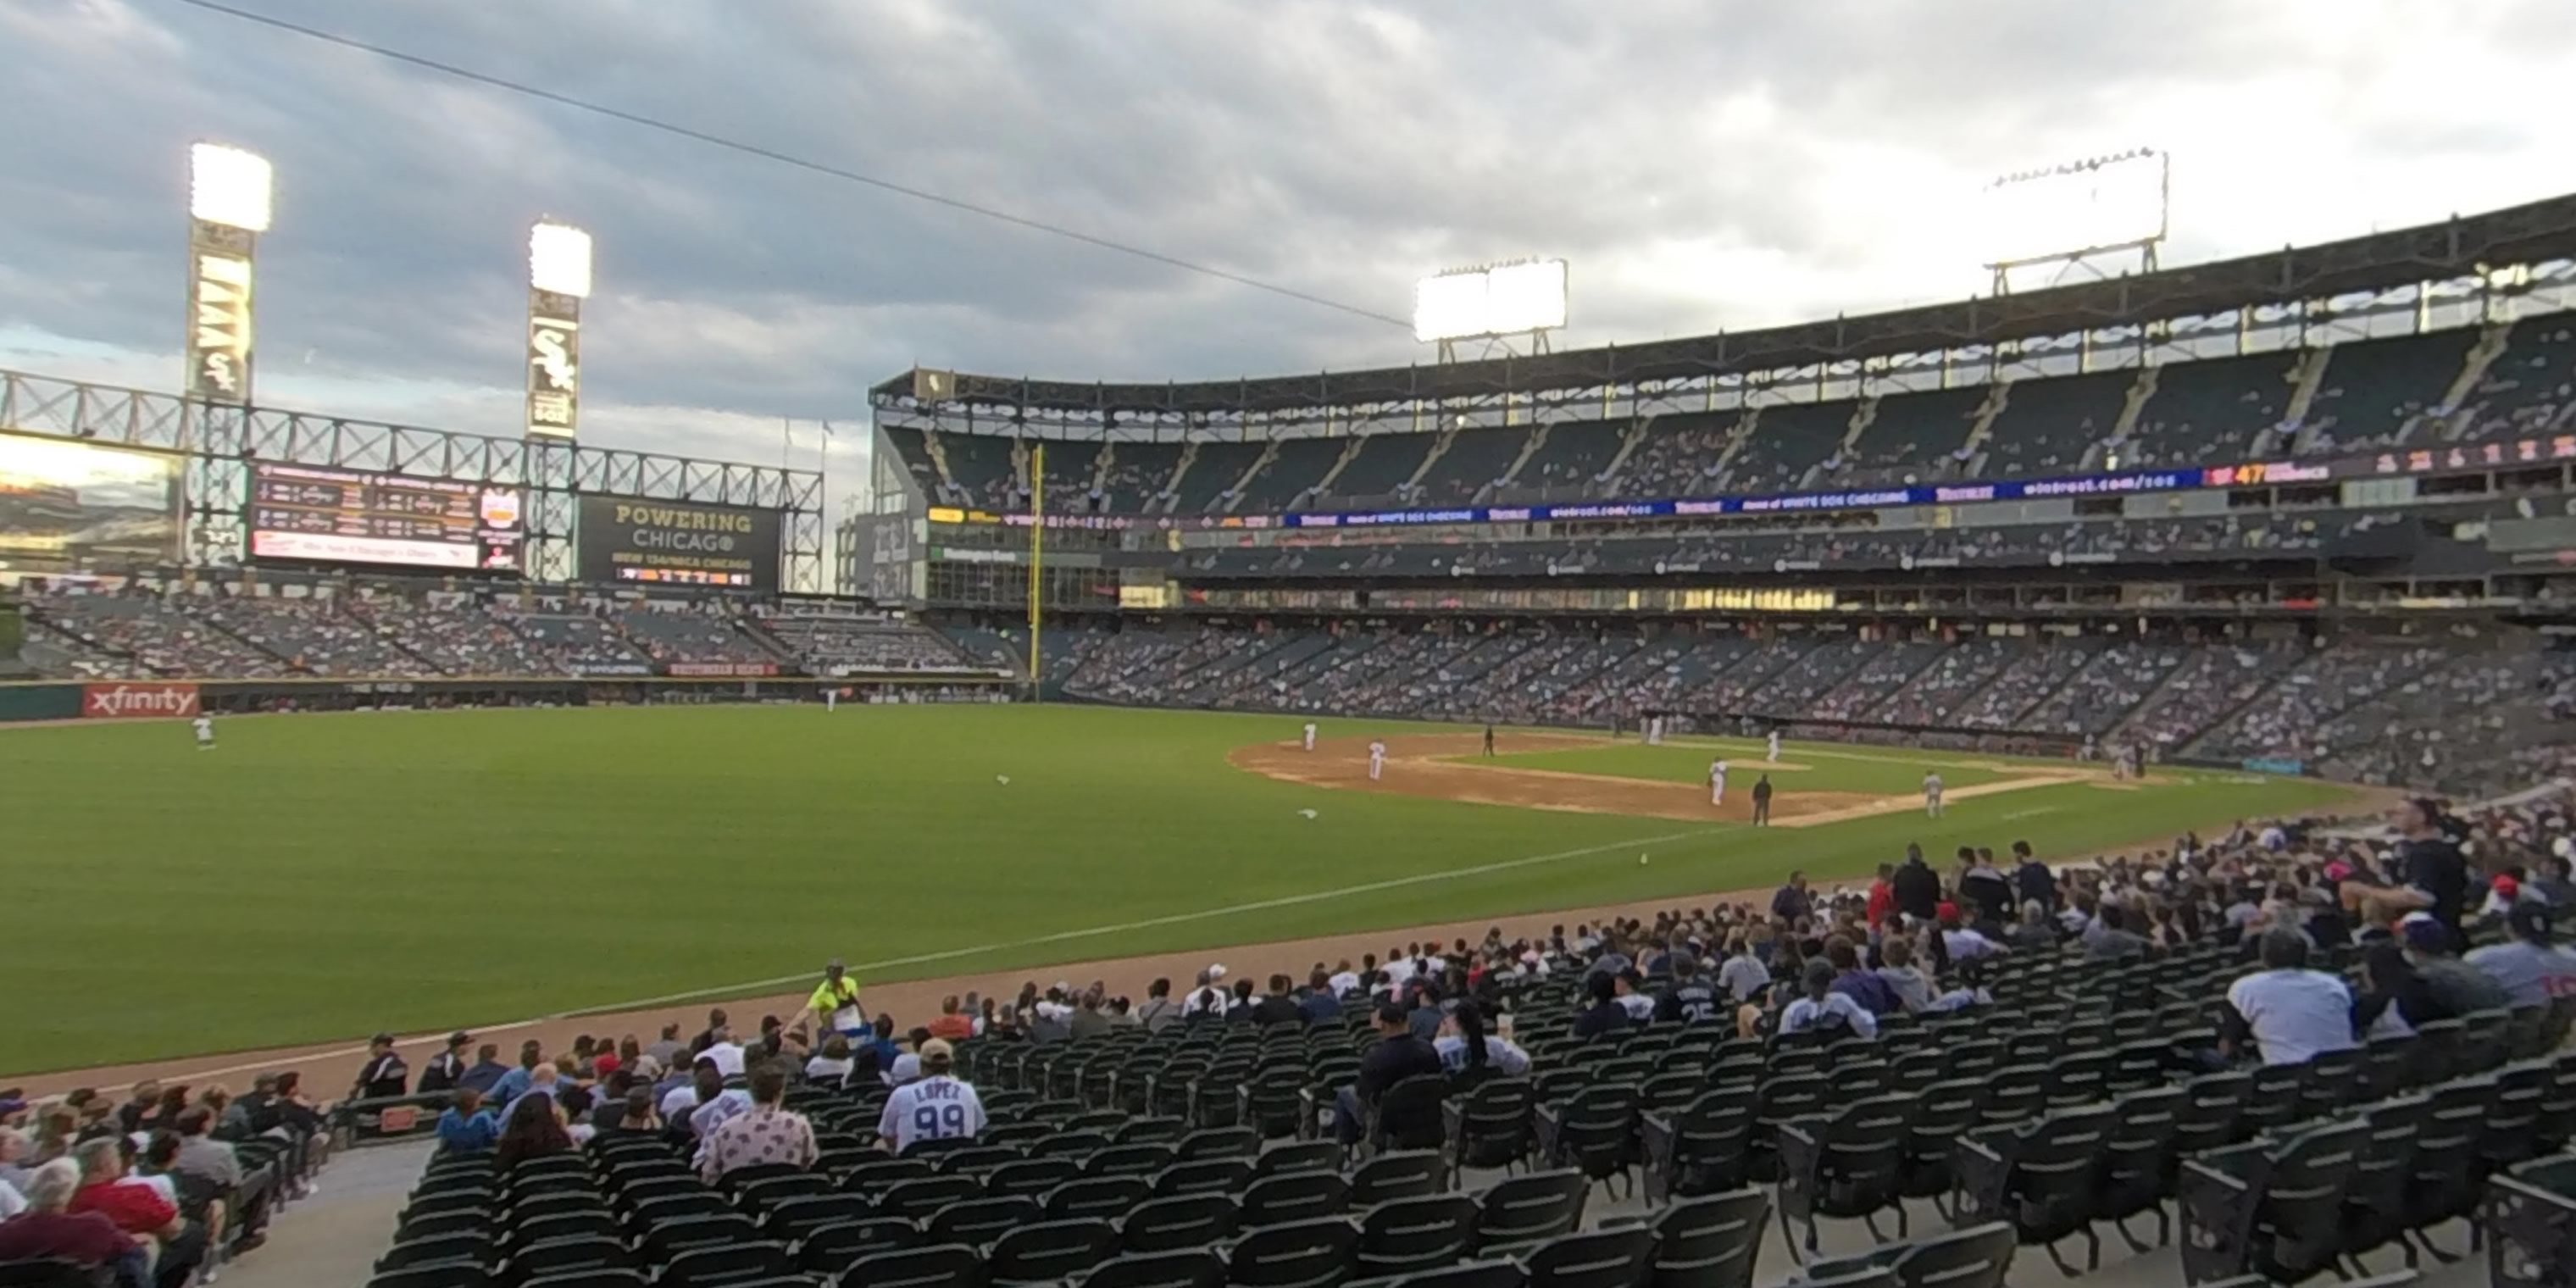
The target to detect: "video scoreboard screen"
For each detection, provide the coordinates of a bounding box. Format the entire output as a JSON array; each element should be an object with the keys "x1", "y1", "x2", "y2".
[
  {"x1": 248, "y1": 463, "x2": 525, "y2": 573},
  {"x1": 576, "y1": 497, "x2": 780, "y2": 591}
]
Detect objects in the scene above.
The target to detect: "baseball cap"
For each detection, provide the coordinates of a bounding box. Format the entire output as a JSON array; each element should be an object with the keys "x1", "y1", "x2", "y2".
[
  {"x1": 826, "y1": 958, "x2": 846, "y2": 972},
  {"x1": 2510, "y1": 900, "x2": 2557, "y2": 941},
  {"x1": 2493, "y1": 874, "x2": 2521, "y2": 900},
  {"x1": 2398, "y1": 913, "x2": 2451, "y2": 952},
  {"x1": 890, "y1": 1054, "x2": 921, "y2": 1083},
  {"x1": 447, "y1": 1031, "x2": 472, "y2": 1046},
  {"x1": 0, "y1": 1096, "x2": 26, "y2": 1118},
  {"x1": 919, "y1": 1038, "x2": 955, "y2": 1062}
]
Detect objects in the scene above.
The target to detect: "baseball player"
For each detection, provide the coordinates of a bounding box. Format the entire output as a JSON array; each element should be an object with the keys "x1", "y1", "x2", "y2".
[
  {"x1": 1482, "y1": 724, "x2": 1496, "y2": 757},
  {"x1": 1923, "y1": 770, "x2": 1945, "y2": 818},
  {"x1": 1646, "y1": 716, "x2": 1663, "y2": 746},
  {"x1": 824, "y1": 686, "x2": 838, "y2": 713},
  {"x1": 1302, "y1": 722, "x2": 1318, "y2": 752},
  {"x1": 1368, "y1": 739, "x2": 1387, "y2": 781},
  {"x1": 1708, "y1": 758, "x2": 1729, "y2": 807},
  {"x1": 192, "y1": 712, "x2": 215, "y2": 751},
  {"x1": 1766, "y1": 730, "x2": 1782, "y2": 763}
]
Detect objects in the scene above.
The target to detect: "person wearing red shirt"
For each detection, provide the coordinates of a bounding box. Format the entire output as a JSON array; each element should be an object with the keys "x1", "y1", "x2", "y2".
[
  {"x1": 924, "y1": 997, "x2": 977, "y2": 1042},
  {"x1": 0, "y1": 1159, "x2": 138, "y2": 1284},
  {"x1": 68, "y1": 1139, "x2": 203, "y2": 1288},
  {"x1": 1865, "y1": 863, "x2": 1897, "y2": 931}
]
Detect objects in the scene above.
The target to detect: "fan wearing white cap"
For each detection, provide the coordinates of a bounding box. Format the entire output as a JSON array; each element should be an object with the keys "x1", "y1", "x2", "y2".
[{"x1": 877, "y1": 1039, "x2": 984, "y2": 1153}]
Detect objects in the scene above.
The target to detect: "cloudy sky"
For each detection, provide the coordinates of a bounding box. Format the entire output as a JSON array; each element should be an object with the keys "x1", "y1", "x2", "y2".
[{"x1": 3, "y1": 0, "x2": 2572, "y2": 510}]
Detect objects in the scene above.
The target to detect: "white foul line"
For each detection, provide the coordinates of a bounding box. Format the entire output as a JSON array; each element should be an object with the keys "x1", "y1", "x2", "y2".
[
  {"x1": 92, "y1": 821, "x2": 1727, "y2": 1094},
  {"x1": 575, "y1": 822, "x2": 1729, "y2": 1013}
]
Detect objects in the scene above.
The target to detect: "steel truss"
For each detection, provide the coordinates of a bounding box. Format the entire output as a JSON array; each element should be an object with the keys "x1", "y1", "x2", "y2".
[{"x1": 0, "y1": 369, "x2": 825, "y2": 591}]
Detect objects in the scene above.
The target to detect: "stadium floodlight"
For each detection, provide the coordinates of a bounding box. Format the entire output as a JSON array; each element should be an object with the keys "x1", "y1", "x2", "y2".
[
  {"x1": 528, "y1": 220, "x2": 594, "y2": 298},
  {"x1": 1413, "y1": 272, "x2": 1488, "y2": 344},
  {"x1": 1979, "y1": 147, "x2": 2167, "y2": 273},
  {"x1": 1412, "y1": 258, "x2": 1569, "y2": 346},
  {"x1": 188, "y1": 142, "x2": 273, "y2": 232}
]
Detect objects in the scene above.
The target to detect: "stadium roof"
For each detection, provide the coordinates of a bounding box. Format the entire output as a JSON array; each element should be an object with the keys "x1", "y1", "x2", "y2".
[{"x1": 872, "y1": 192, "x2": 2576, "y2": 418}]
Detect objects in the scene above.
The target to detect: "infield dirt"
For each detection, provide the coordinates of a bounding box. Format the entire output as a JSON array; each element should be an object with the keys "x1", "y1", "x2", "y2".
[{"x1": 1230, "y1": 731, "x2": 2091, "y2": 826}]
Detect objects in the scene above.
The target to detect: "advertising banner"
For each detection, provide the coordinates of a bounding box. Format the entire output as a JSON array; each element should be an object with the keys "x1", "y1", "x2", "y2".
[
  {"x1": 185, "y1": 222, "x2": 256, "y2": 404},
  {"x1": 525, "y1": 288, "x2": 580, "y2": 440},
  {"x1": 82, "y1": 681, "x2": 201, "y2": 719},
  {"x1": 919, "y1": 432, "x2": 2576, "y2": 535},
  {"x1": 578, "y1": 497, "x2": 780, "y2": 591},
  {"x1": 665, "y1": 662, "x2": 779, "y2": 678}
]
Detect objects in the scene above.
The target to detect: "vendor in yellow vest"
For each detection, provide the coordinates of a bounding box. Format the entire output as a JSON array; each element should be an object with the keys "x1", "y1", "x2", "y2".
[{"x1": 807, "y1": 958, "x2": 869, "y2": 1041}]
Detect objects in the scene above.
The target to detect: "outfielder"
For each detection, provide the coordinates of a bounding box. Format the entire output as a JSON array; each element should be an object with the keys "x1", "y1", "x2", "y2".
[
  {"x1": 1368, "y1": 738, "x2": 1387, "y2": 781},
  {"x1": 824, "y1": 686, "x2": 838, "y2": 712},
  {"x1": 193, "y1": 713, "x2": 215, "y2": 751},
  {"x1": 1302, "y1": 722, "x2": 1317, "y2": 752},
  {"x1": 1708, "y1": 758, "x2": 1729, "y2": 806},
  {"x1": 1766, "y1": 730, "x2": 1782, "y2": 763},
  {"x1": 1923, "y1": 770, "x2": 1945, "y2": 818}
]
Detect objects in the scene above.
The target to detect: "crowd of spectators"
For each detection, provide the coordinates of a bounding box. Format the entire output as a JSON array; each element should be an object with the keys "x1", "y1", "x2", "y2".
[
  {"x1": 347, "y1": 593, "x2": 558, "y2": 676},
  {"x1": 491, "y1": 606, "x2": 648, "y2": 673},
  {"x1": 30, "y1": 587, "x2": 294, "y2": 679},
  {"x1": 754, "y1": 613, "x2": 977, "y2": 674},
  {"x1": 1187, "y1": 508, "x2": 2370, "y2": 583},
  {"x1": 879, "y1": 324, "x2": 2558, "y2": 516},
  {"x1": 0, "y1": 1069, "x2": 332, "y2": 1287},
  {"x1": 319, "y1": 787, "x2": 2576, "y2": 1212},
  {"x1": 2191, "y1": 644, "x2": 2451, "y2": 765},
  {"x1": 2020, "y1": 642, "x2": 2189, "y2": 737},
  {"x1": 1046, "y1": 620, "x2": 2576, "y2": 795},
  {"x1": 196, "y1": 595, "x2": 429, "y2": 678},
  {"x1": 616, "y1": 605, "x2": 780, "y2": 667}
]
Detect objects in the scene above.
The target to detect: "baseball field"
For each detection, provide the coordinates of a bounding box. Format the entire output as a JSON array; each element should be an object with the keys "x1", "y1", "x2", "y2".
[{"x1": 4, "y1": 702, "x2": 2360, "y2": 1074}]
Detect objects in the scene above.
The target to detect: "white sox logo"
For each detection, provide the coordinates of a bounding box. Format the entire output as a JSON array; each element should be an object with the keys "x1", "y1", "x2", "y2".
[
  {"x1": 82, "y1": 683, "x2": 201, "y2": 719},
  {"x1": 530, "y1": 321, "x2": 578, "y2": 392}
]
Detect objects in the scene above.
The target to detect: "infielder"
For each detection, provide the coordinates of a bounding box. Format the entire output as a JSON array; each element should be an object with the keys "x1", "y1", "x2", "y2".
[
  {"x1": 193, "y1": 713, "x2": 215, "y2": 751},
  {"x1": 1766, "y1": 730, "x2": 1782, "y2": 763},
  {"x1": 1302, "y1": 722, "x2": 1318, "y2": 752},
  {"x1": 1923, "y1": 770, "x2": 1945, "y2": 818},
  {"x1": 1646, "y1": 716, "x2": 1663, "y2": 746},
  {"x1": 1708, "y1": 758, "x2": 1729, "y2": 806},
  {"x1": 1368, "y1": 738, "x2": 1387, "y2": 781}
]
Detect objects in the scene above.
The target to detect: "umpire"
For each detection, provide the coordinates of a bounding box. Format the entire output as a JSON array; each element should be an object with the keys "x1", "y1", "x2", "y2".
[{"x1": 1750, "y1": 774, "x2": 1774, "y2": 825}]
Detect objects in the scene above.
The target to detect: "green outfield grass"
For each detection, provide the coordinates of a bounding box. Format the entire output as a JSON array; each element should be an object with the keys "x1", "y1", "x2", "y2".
[
  {"x1": 1, "y1": 703, "x2": 2357, "y2": 1072},
  {"x1": 1487, "y1": 738, "x2": 2017, "y2": 792}
]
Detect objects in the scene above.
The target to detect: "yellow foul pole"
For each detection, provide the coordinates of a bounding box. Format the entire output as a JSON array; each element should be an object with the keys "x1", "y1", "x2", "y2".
[{"x1": 1027, "y1": 442, "x2": 1045, "y2": 701}]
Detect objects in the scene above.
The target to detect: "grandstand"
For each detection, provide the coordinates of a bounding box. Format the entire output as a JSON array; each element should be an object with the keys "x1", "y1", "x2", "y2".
[{"x1": 10, "y1": 148, "x2": 2576, "y2": 1288}]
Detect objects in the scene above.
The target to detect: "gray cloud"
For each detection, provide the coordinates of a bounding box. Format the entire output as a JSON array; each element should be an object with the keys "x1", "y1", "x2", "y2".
[{"x1": 0, "y1": 0, "x2": 2569, "y2": 479}]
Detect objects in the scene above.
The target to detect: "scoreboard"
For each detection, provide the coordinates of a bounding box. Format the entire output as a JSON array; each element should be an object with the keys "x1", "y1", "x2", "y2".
[{"x1": 247, "y1": 463, "x2": 525, "y2": 573}]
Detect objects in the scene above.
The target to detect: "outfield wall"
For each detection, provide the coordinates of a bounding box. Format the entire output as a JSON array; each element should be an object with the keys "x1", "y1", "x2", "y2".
[{"x1": 0, "y1": 673, "x2": 1019, "y2": 721}]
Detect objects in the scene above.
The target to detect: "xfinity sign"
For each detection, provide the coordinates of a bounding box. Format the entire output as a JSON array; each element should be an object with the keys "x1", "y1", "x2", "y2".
[{"x1": 83, "y1": 682, "x2": 202, "y2": 719}]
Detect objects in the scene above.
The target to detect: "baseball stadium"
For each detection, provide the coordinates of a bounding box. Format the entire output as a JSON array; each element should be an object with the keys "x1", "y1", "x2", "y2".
[{"x1": 6, "y1": 9, "x2": 2576, "y2": 1288}]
